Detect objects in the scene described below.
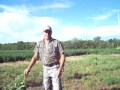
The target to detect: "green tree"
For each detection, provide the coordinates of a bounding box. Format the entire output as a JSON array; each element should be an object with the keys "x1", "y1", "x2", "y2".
[
  {"x1": 93, "y1": 36, "x2": 101, "y2": 48},
  {"x1": 16, "y1": 41, "x2": 25, "y2": 50}
]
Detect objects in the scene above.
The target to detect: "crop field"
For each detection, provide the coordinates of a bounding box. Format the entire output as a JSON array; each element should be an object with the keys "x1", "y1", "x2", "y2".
[
  {"x1": 0, "y1": 50, "x2": 34, "y2": 63},
  {"x1": 0, "y1": 54, "x2": 120, "y2": 90},
  {"x1": 0, "y1": 48, "x2": 120, "y2": 63}
]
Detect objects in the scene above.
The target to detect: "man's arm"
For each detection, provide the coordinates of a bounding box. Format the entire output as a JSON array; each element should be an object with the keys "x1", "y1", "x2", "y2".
[
  {"x1": 24, "y1": 52, "x2": 39, "y2": 75},
  {"x1": 59, "y1": 53, "x2": 65, "y2": 69},
  {"x1": 57, "y1": 53, "x2": 65, "y2": 77}
]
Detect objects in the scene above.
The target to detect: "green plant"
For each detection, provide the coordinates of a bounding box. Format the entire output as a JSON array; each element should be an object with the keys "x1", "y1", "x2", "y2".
[
  {"x1": 101, "y1": 75, "x2": 120, "y2": 85},
  {"x1": 2, "y1": 74, "x2": 26, "y2": 90}
]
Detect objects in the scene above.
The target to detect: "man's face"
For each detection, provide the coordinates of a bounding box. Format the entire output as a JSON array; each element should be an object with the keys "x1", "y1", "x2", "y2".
[{"x1": 44, "y1": 30, "x2": 52, "y2": 40}]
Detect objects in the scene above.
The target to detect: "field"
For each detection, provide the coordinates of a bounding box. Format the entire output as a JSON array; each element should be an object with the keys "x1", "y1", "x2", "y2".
[
  {"x1": 1, "y1": 49, "x2": 120, "y2": 63},
  {"x1": 0, "y1": 54, "x2": 120, "y2": 90}
]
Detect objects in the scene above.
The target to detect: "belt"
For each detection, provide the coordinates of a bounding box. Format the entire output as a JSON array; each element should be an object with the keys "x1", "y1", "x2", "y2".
[{"x1": 44, "y1": 61, "x2": 59, "y2": 67}]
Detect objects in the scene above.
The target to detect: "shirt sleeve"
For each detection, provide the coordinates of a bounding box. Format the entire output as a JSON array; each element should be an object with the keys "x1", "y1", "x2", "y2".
[
  {"x1": 34, "y1": 42, "x2": 39, "y2": 53},
  {"x1": 57, "y1": 41, "x2": 64, "y2": 54}
]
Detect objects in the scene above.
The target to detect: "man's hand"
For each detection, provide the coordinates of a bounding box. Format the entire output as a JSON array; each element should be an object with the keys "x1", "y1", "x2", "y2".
[
  {"x1": 56, "y1": 68, "x2": 62, "y2": 77},
  {"x1": 57, "y1": 53, "x2": 65, "y2": 77},
  {"x1": 24, "y1": 69, "x2": 30, "y2": 75},
  {"x1": 23, "y1": 52, "x2": 38, "y2": 76}
]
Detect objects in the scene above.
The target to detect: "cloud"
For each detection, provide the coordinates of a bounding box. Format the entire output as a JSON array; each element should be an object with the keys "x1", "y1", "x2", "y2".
[
  {"x1": 0, "y1": 5, "x2": 60, "y2": 43},
  {"x1": 36, "y1": 3, "x2": 71, "y2": 10},
  {"x1": 53, "y1": 25, "x2": 120, "y2": 41},
  {"x1": 0, "y1": 4, "x2": 119, "y2": 43},
  {"x1": 19, "y1": 0, "x2": 72, "y2": 12},
  {"x1": 92, "y1": 14, "x2": 112, "y2": 21},
  {"x1": 91, "y1": 26, "x2": 120, "y2": 36},
  {"x1": 90, "y1": 10, "x2": 119, "y2": 21}
]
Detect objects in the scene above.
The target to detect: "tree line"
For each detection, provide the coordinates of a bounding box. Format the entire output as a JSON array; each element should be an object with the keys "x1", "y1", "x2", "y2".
[
  {"x1": 0, "y1": 41, "x2": 36, "y2": 50},
  {"x1": 0, "y1": 36, "x2": 120, "y2": 50},
  {"x1": 63, "y1": 37, "x2": 120, "y2": 49}
]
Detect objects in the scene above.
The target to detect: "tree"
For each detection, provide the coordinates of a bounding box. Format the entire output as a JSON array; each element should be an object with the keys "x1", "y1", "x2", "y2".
[
  {"x1": 93, "y1": 36, "x2": 101, "y2": 48},
  {"x1": 93, "y1": 36, "x2": 101, "y2": 41},
  {"x1": 16, "y1": 41, "x2": 25, "y2": 50}
]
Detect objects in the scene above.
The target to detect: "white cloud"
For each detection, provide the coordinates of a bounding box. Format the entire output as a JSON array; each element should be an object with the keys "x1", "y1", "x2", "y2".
[
  {"x1": 24, "y1": 1, "x2": 72, "y2": 11},
  {"x1": 37, "y1": 3, "x2": 71, "y2": 10},
  {"x1": 92, "y1": 14, "x2": 112, "y2": 21},
  {"x1": 53, "y1": 25, "x2": 120, "y2": 41},
  {"x1": 0, "y1": 5, "x2": 120, "y2": 43},
  {"x1": 91, "y1": 10, "x2": 119, "y2": 21},
  {"x1": 0, "y1": 5, "x2": 60, "y2": 43}
]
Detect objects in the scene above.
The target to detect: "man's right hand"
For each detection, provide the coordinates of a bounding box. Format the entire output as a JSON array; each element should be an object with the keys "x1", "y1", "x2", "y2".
[{"x1": 24, "y1": 69, "x2": 30, "y2": 75}]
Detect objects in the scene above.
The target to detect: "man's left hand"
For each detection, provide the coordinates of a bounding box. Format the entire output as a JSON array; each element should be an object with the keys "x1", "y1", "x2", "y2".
[{"x1": 56, "y1": 68, "x2": 62, "y2": 77}]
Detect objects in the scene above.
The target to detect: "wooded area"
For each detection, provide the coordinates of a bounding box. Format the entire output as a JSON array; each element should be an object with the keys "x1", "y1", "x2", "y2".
[{"x1": 0, "y1": 36, "x2": 120, "y2": 50}]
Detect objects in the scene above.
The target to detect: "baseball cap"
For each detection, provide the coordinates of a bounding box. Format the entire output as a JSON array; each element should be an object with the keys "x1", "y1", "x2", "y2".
[{"x1": 43, "y1": 25, "x2": 52, "y2": 32}]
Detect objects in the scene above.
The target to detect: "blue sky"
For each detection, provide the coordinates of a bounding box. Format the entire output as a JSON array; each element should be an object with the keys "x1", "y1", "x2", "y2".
[{"x1": 0, "y1": 0, "x2": 120, "y2": 43}]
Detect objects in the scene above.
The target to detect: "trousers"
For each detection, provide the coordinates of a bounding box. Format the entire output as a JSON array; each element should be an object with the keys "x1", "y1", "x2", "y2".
[{"x1": 43, "y1": 65, "x2": 62, "y2": 90}]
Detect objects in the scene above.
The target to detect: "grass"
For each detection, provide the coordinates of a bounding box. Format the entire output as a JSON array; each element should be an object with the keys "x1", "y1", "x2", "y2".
[{"x1": 0, "y1": 55, "x2": 120, "y2": 90}]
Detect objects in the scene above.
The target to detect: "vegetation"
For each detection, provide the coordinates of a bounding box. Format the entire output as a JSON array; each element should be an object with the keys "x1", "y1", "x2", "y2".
[
  {"x1": 0, "y1": 37, "x2": 120, "y2": 89},
  {"x1": 0, "y1": 41, "x2": 35, "y2": 50},
  {"x1": 0, "y1": 48, "x2": 120, "y2": 63},
  {"x1": 0, "y1": 50, "x2": 34, "y2": 63},
  {"x1": 0, "y1": 37, "x2": 120, "y2": 50},
  {"x1": 0, "y1": 55, "x2": 120, "y2": 90},
  {"x1": 2, "y1": 74, "x2": 26, "y2": 90},
  {"x1": 0, "y1": 37, "x2": 120, "y2": 63}
]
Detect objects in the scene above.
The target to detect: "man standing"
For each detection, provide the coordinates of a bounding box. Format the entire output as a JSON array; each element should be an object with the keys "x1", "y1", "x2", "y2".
[{"x1": 24, "y1": 25, "x2": 65, "y2": 90}]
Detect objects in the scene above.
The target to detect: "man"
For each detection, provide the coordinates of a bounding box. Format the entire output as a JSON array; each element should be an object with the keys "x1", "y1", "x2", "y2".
[{"x1": 24, "y1": 25, "x2": 65, "y2": 90}]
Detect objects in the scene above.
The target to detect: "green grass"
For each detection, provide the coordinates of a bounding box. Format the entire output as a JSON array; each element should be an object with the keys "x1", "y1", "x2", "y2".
[{"x1": 0, "y1": 55, "x2": 120, "y2": 90}]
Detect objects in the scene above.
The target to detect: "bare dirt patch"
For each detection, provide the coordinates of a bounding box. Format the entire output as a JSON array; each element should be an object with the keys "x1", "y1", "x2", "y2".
[{"x1": 66, "y1": 56, "x2": 82, "y2": 61}]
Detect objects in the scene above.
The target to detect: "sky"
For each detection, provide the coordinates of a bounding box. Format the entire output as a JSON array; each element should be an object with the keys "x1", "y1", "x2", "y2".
[{"x1": 0, "y1": 0, "x2": 120, "y2": 43}]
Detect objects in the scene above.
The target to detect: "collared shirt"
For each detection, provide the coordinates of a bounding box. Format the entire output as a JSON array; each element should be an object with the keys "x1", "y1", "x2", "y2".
[{"x1": 34, "y1": 38, "x2": 64, "y2": 65}]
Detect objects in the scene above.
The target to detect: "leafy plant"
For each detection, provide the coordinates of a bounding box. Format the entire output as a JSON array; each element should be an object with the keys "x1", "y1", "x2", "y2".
[{"x1": 3, "y1": 74, "x2": 26, "y2": 90}]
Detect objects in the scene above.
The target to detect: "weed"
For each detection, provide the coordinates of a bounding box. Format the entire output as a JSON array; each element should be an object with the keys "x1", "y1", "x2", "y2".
[{"x1": 2, "y1": 74, "x2": 26, "y2": 90}]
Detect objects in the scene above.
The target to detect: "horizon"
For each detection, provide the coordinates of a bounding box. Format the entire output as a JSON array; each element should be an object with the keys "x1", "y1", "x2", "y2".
[{"x1": 1, "y1": 36, "x2": 120, "y2": 44}]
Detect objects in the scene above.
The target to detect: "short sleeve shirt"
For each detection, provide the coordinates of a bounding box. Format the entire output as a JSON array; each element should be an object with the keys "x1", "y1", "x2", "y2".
[{"x1": 34, "y1": 38, "x2": 64, "y2": 65}]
